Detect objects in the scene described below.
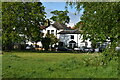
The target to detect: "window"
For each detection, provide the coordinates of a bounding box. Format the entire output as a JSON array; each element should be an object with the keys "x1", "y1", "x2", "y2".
[
  {"x1": 47, "y1": 30, "x2": 50, "y2": 34},
  {"x1": 51, "y1": 30, "x2": 54, "y2": 34},
  {"x1": 71, "y1": 35, "x2": 74, "y2": 39}
]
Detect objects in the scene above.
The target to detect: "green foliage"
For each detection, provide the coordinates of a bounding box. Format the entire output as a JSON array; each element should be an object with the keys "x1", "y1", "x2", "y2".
[
  {"x1": 46, "y1": 33, "x2": 59, "y2": 45},
  {"x1": 74, "y1": 21, "x2": 84, "y2": 30},
  {"x1": 41, "y1": 34, "x2": 59, "y2": 51},
  {"x1": 2, "y1": 52, "x2": 118, "y2": 78},
  {"x1": 2, "y1": 2, "x2": 46, "y2": 51},
  {"x1": 68, "y1": 2, "x2": 120, "y2": 44},
  {"x1": 101, "y1": 42, "x2": 119, "y2": 65},
  {"x1": 68, "y1": 2, "x2": 120, "y2": 65},
  {"x1": 50, "y1": 10, "x2": 70, "y2": 24},
  {"x1": 41, "y1": 37, "x2": 51, "y2": 51}
]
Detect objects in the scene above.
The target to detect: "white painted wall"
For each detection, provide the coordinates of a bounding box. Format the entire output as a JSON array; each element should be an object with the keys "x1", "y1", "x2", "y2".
[
  {"x1": 26, "y1": 24, "x2": 92, "y2": 48},
  {"x1": 58, "y1": 34, "x2": 91, "y2": 48},
  {"x1": 41, "y1": 25, "x2": 63, "y2": 37},
  {"x1": 40, "y1": 25, "x2": 92, "y2": 48},
  {"x1": 85, "y1": 39, "x2": 92, "y2": 47}
]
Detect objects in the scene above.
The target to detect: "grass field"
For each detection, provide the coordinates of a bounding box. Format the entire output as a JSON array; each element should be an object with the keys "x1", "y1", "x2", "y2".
[{"x1": 2, "y1": 52, "x2": 118, "y2": 78}]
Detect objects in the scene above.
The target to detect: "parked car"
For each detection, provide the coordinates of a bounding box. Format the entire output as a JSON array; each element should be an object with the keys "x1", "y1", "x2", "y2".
[
  {"x1": 93, "y1": 42, "x2": 108, "y2": 52},
  {"x1": 74, "y1": 47, "x2": 84, "y2": 52},
  {"x1": 98, "y1": 44, "x2": 107, "y2": 52},
  {"x1": 94, "y1": 48, "x2": 99, "y2": 52},
  {"x1": 57, "y1": 47, "x2": 72, "y2": 51},
  {"x1": 74, "y1": 47, "x2": 80, "y2": 51},
  {"x1": 26, "y1": 46, "x2": 31, "y2": 50},
  {"x1": 83, "y1": 47, "x2": 94, "y2": 53}
]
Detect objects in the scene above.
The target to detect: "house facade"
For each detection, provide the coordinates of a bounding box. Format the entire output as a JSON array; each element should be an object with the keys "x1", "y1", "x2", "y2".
[{"x1": 40, "y1": 22, "x2": 92, "y2": 49}]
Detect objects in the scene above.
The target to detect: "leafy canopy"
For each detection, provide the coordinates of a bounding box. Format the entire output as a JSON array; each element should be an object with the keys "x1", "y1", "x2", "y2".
[
  {"x1": 68, "y1": 2, "x2": 120, "y2": 45},
  {"x1": 41, "y1": 33, "x2": 59, "y2": 51},
  {"x1": 2, "y1": 2, "x2": 46, "y2": 50},
  {"x1": 50, "y1": 10, "x2": 70, "y2": 25}
]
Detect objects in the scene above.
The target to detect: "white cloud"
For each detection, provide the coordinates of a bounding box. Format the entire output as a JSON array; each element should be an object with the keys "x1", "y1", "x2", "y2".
[
  {"x1": 68, "y1": 12, "x2": 83, "y2": 25},
  {"x1": 66, "y1": 23, "x2": 75, "y2": 27}
]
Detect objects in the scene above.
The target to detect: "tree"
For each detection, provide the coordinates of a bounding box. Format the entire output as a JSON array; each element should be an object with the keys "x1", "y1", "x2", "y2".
[
  {"x1": 2, "y1": 2, "x2": 46, "y2": 51},
  {"x1": 41, "y1": 37, "x2": 51, "y2": 51},
  {"x1": 41, "y1": 33, "x2": 59, "y2": 51},
  {"x1": 50, "y1": 10, "x2": 70, "y2": 25},
  {"x1": 67, "y1": 2, "x2": 120, "y2": 65},
  {"x1": 68, "y1": 2, "x2": 120, "y2": 47},
  {"x1": 46, "y1": 34, "x2": 59, "y2": 48},
  {"x1": 74, "y1": 21, "x2": 84, "y2": 30}
]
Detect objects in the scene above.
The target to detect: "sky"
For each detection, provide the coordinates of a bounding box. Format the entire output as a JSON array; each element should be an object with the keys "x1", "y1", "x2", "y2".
[{"x1": 42, "y1": 2, "x2": 84, "y2": 27}]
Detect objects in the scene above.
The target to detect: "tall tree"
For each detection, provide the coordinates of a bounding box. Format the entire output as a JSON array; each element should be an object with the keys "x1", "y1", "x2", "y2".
[
  {"x1": 2, "y1": 2, "x2": 46, "y2": 51},
  {"x1": 67, "y1": 2, "x2": 120, "y2": 65},
  {"x1": 68, "y1": 2, "x2": 120, "y2": 47},
  {"x1": 50, "y1": 10, "x2": 70, "y2": 25}
]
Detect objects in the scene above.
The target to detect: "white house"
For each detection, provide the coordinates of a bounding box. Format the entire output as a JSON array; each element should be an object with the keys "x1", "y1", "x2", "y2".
[{"x1": 39, "y1": 22, "x2": 92, "y2": 49}]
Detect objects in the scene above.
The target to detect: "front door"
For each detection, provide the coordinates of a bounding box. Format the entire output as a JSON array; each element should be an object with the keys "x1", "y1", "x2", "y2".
[{"x1": 69, "y1": 40, "x2": 76, "y2": 49}]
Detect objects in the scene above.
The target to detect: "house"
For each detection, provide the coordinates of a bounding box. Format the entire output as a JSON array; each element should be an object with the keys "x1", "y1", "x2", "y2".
[{"x1": 39, "y1": 22, "x2": 92, "y2": 49}]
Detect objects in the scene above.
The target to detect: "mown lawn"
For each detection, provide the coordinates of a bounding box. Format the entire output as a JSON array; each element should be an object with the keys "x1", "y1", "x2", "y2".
[{"x1": 2, "y1": 52, "x2": 118, "y2": 78}]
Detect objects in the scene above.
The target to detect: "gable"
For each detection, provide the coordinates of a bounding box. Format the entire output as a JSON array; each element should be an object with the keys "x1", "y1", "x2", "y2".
[
  {"x1": 40, "y1": 22, "x2": 72, "y2": 30},
  {"x1": 45, "y1": 25, "x2": 57, "y2": 30}
]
